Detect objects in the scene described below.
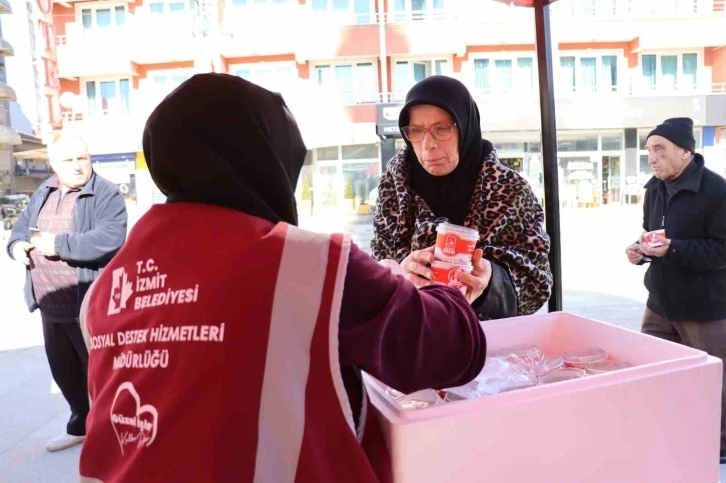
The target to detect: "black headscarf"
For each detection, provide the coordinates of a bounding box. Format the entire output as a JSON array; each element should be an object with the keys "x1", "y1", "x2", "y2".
[
  {"x1": 398, "y1": 75, "x2": 490, "y2": 225},
  {"x1": 142, "y1": 73, "x2": 307, "y2": 226}
]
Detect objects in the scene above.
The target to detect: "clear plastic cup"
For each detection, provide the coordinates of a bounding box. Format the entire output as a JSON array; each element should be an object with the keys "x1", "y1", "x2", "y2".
[
  {"x1": 563, "y1": 348, "x2": 608, "y2": 369},
  {"x1": 429, "y1": 260, "x2": 473, "y2": 294},
  {"x1": 495, "y1": 345, "x2": 542, "y2": 361},
  {"x1": 585, "y1": 360, "x2": 632, "y2": 375},
  {"x1": 535, "y1": 355, "x2": 564, "y2": 376},
  {"x1": 499, "y1": 379, "x2": 537, "y2": 393},
  {"x1": 396, "y1": 389, "x2": 442, "y2": 411},
  {"x1": 385, "y1": 386, "x2": 405, "y2": 400},
  {"x1": 495, "y1": 345, "x2": 544, "y2": 374},
  {"x1": 434, "y1": 223, "x2": 479, "y2": 265},
  {"x1": 444, "y1": 391, "x2": 467, "y2": 403},
  {"x1": 538, "y1": 368, "x2": 588, "y2": 385}
]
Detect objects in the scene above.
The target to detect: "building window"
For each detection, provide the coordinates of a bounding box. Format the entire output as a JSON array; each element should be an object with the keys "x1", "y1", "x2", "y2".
[
  {"x1": 81, "y1": 5, "x2": 126, "y2": 30},
  {"x1": 233, "y1": 62, "x2": 297, "y2": 93},
  {"x1": 579, "y1": 57, "x2": 597, "y2": 92},
  {"x1": 231, "y1": 0, "x2": 290, "y2": 6},
  {"x1": 317, "y1": 146, "x2": 339, "y2": 161},
  {"x1": 601, "y1": 56, "x2": 618, "y2": 92},
  {"x1": 563, "y1": 0, "x2": 616, "y2": 15},
  {"x1": 682, "y1": 53, "x2": 698, "y2": 90},
  {"x1": 559, "y1": 54, "x2": 619, "y2": 94},
  {"x1": 151, "y1": 73, "x2": 191, "y2": 87},
  {"x1": 342, "y1": 144, "x2": 380, "y2": 205},
  {"x1": 310, "y1": 144, "x2": 381, "y2": 210},
  {"x1": 557, "y1": 132, "x2": 599, "y2": 152},
  {"x1": 311, "y1": 0, "x2": 373, "y2": 24},
  {"x1": 313, "y1": 62, "x2": 378, "y2": 105},
  {"x1": 579, "y1": 0, "x2": 595, "y2": 15},
  {"x1": 148, "y1": 0, "x2": 196, "y2": 14},
  {"x1": 515, "y1": 58, "x2": 534, "y2": 91},
  {"x1": 638, "y1": 52, "x2": 699, "y2": 93},
  {"x1": 314, "y1": 145, "x2": 380, "y2": 206},
  {"x1": 392, "y1": 0, "x2": 446, "y2": 22},
  {"x1": 85, "y1": 78, "x2": 131, "y2": 116},
  {"x1": 473, "y1": 56, "x2": 534, "y2": 96},
  {"x1": 26, "y1": 2, "x2": 36, "y2": 53},
  {"x1": 342, "y1": 144, "x2": 378, "y2": 160},
  {"x1": 601, "y1": 132, "x2": 623, "y2": 151},
  {"x1": 149, "y1": 72, "x2": 191, "y2": 100},
  {"x1": 560, "y1": 56, "x2": 576, "y2": 92},
  {"x1": 392, "y1": 59, "x2": 449, "y2": 100},
  {"x1": 641, "y1": 54, "x2": 656, "y2": 90},
  {"x1": 661, "y1": 55, "x2": 677, "y2": 90},
  {"x1": 629, "y1": 0, "x2": 698, "y2": 15}
]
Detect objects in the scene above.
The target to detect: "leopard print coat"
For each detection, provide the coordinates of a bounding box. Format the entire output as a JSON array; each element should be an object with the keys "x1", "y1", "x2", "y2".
[{"x1": 371, "y1": 147, "x2": 552, "y2": 316}]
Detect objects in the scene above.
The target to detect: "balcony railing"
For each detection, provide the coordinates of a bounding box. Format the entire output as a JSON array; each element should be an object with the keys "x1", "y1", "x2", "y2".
[
  {"x1": 62, "y1": 108, "x2": 134, "y2": 123},
  {"x1": 384, "y1": 8, "x2": 460, "y2": 23},
  {"x1": 56, "y1": 16, "x2": 196, "y2": 47},
  {"x1": 383, "y1": 79, "x2": 726, "y2": 103},
  {"x1": 56, "y1": 25, "x2": 130, "y2": 47},
  {"x1": 14, "y1": 166, "x2": 50, "y2": 176},
  {"x1": 305, "y1": 10, "x2": 379, "y2": 25},
  {"x1": 551, "y1": 0, "x2": 725, "y2": 18}
]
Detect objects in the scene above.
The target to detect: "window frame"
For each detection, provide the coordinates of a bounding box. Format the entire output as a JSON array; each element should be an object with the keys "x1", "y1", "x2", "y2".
[
  {"x1": 310, "y1": 59, "x2": 380, "y2": 105},
  {"x1": 81, "y1": 76, "x2": 133, "y2": 116}
]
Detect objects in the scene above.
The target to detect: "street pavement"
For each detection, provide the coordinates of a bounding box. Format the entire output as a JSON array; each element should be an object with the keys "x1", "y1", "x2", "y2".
[{"x1": 0, "y1": 205, "x2": 723, "y2": 482}]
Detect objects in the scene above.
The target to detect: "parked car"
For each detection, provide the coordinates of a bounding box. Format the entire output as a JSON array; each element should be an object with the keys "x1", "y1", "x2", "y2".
[{"x1": 0, "y1": 194, "x2": 29, "y2": 210}]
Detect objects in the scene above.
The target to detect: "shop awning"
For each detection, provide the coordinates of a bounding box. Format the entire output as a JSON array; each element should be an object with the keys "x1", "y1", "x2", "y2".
[
  {"x1": 0, "y1": 38, "x2": 14, "y2": 57},
  {"x1": 90, "y1": 152, "x2": 137, "y2": 163},
  {"x1": 0, "y1": 0, "x2": 12, "y2": 14},
  {"x1": 0, "y1": 125, "x2": 22, "y2": 145},
  {"x1": 0, "y1": 81, "x2": 16, "y2": 102},
  {"x1": 493, "y1": 0, "x2": 563, "y2": 312},
  {"x1": 12, "y1": 148, "x2": 49, "y2": 160}
]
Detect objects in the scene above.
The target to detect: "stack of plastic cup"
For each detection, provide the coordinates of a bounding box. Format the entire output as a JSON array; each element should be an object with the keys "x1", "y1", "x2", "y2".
[{"x1": 430, "y1": 223, "x2": 479, "y2": 294}]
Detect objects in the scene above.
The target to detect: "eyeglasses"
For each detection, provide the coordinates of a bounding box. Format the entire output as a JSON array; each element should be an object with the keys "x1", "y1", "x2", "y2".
[{"x1": 401, "y1": 123, "x2": 458, "y2": 143}]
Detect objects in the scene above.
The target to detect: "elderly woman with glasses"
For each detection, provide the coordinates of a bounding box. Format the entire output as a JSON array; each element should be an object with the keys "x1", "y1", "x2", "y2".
[{"x1": 372, "y1": 76, "x2": 553, "y2": 319}]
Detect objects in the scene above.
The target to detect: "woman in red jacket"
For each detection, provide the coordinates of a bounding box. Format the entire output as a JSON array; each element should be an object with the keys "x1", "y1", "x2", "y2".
[{"x1": 79, "y1": 74, "x2": 488, "y2": 483}]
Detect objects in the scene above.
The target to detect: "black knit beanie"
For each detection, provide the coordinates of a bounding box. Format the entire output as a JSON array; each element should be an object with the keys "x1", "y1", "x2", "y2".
[{"x1": 647, "y1": 117, "x2": 696, "y2": 154}]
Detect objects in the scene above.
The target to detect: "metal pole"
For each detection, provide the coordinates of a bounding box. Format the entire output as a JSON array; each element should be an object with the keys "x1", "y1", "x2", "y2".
[
  {"x1": 377, "y1": 0, "x2": 388, "y2": 102},
  {"x1": 533, "y1": 0, "x2": 562, "y2": 312}
]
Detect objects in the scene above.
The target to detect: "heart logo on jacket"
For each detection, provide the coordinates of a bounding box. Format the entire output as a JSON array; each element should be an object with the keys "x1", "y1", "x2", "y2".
[{"x1": 109, "y1": 381, "x2": 158, "y2": 455}]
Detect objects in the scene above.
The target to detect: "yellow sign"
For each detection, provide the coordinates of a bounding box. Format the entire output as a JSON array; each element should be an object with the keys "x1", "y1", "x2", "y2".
[{"x1": 136, "y1": 152, "x2": 148, "y2": 170}]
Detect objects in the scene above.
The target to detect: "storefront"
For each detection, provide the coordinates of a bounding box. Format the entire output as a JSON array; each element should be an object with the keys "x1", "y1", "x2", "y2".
[
  {"x1": 90, "y1": 152, "x2": 140, "y2": 224},
  {"x1": 485, "y1": 131, "x2": 545, "y2": 204},
  {"x1": 298, "y1": 143, "x2": 381, "y2": 218},
  {"x1": 489, "y1": 130, "x2": 626, "y2": 208},
  {"x1": 376, "y1": 103, "x2": 405, "y2": 172},
  {"x1": 90, "y1": 152, "x2": 137, "y2": 204}
]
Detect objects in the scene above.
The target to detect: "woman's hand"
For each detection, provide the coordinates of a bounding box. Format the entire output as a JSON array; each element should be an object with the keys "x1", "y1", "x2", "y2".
[
  {"x1": 456, "y1": 249, "x2": 493, "y2": 304},
  {"x1": 400, "y1": 246, "x2": 435, "y2": 288},
  {"x1": 378, "y1": 258, "x2": 407, "y2": 277}
]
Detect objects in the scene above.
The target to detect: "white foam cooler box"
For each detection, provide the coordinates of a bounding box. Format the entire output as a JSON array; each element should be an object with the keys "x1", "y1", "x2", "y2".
[{"x1": 363, "y1": 312, "x2": 723, "y2": 483}]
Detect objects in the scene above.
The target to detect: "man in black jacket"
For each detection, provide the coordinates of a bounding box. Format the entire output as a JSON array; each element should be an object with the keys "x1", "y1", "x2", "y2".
[
  {"x1": 6, "y1": 134, "x2": 127, "y2": 452},
  {"x1": 625, "y1": 117, "x2": 726, "y2": 463}
]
